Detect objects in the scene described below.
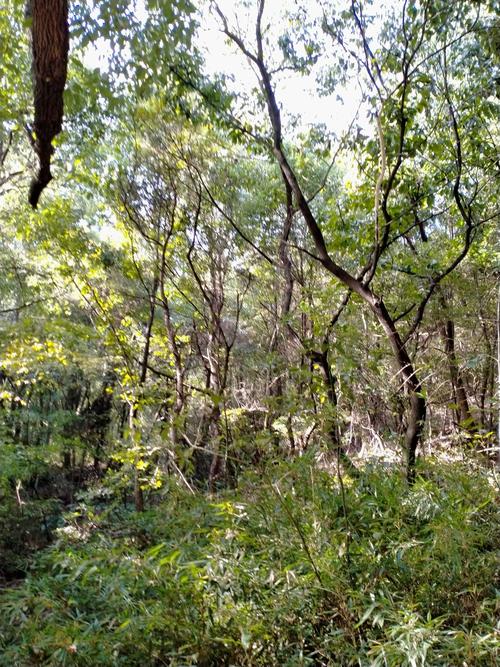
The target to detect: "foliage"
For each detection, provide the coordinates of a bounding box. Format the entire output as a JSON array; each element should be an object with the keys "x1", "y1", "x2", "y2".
[
  {"x1": 0, "y1": 1, "x2": 499, "y2": 664},
  {"x1": 0, "y1": 458, "x2": 498, "y2": 666}
]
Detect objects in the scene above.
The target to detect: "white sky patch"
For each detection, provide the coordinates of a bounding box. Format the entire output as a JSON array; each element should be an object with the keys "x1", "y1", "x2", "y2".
[
  {"x1": 99, "y1": 220, "x2": 125, "y2": 246},
  {"x1": 83, "y1": 0, "x2": 400, "y2": 139},
  {"x1": 82, "y1": 0, "x2": 369, "y2": 136},
  {"x1": 197, "y1": 0, "x2": 365, "y2": 136},
  {"x1": 83, "y1": 37, "x2": 109, "y2": 71}
]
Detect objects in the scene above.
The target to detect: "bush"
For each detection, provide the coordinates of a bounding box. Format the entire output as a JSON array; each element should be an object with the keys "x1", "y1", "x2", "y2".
[{"x1": 0, "y1": 457, "x2": 498, "y2": 666}]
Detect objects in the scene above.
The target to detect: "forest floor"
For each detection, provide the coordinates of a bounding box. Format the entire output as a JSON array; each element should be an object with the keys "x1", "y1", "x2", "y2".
[{"x1": 0, "y1": 451, "x2": 499, "y2": 666}]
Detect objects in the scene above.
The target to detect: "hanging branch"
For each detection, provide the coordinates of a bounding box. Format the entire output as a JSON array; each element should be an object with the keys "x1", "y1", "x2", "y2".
[{"x1": 28, "y1": 0, "x2": 69, "y2": 208}]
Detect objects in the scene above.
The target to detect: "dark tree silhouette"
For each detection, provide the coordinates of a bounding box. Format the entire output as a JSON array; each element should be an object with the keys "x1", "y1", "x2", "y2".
[{"x1": 28, "y1": 0, "x2": 69, "y2": 208}]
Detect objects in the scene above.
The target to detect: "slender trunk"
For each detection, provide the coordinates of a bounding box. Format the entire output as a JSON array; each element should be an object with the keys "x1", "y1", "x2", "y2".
[
  {"x1": 310, "y1": 349, "x2": 359, "y2": 476},
  {"x1": 62, "y1": 450, "x2": 71, "y2": 469},
  {"x1": 438, "y1": 290, "x2": 477, "y2": 433},
  {"x1": 206, "y1": 328, "x2": 224, "y2": 490},
  {"x1": 278, "y1": 179, "x2": 294, "y2": 329},
  {"x1": 496, "y1": 281, "x2": 500, "y2": 465},
  {"x1": 132, "y1": 277, "x2": 158, "y2": 512},
  {"x1": 272, "y1": 141, "x2": 425, "y2": 481},
  {"x1": 194, "y1": 326, "x2": 226, "y2": 488},
  {"x1": 478, "y1": 318, "x2": 493, "y2": 430},
  {"x1": 286, "y1": 413, "x2": 296, "y2": 454},
  {"x1": 371, "y1": 299, "x2": 426, "y2": 482},
  {"x1": 162, "y1": 297, "x2": 186, "y2": 446},
  {"x1": 130, "y1": 404, "x2": 144, "y2": 513},
  {"x1": 442, "y1": 319, "x2": 476, "y2": 432},
  {"x1": 208, "y1": 404, "x2": 223, "y2": 491},
  {"x1": 267, "y1": 179, "x2": 294, "y2": 433}
]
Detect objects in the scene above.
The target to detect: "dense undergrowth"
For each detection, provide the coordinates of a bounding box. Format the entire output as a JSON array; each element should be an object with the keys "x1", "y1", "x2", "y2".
[{"x1": 1, "y1": 456, "x2": 499, "y2": 666}]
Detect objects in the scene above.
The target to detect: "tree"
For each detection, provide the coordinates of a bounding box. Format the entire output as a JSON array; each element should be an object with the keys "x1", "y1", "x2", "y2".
[{"x1": 211, "y1": 0, "x2": 498, "y2": 480}]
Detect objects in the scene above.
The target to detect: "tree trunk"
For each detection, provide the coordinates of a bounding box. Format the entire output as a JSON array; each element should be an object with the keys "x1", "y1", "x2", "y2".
[
  {"x1": 371, "y1": 299, "x2": 426, "y2": 482},
  {"x1": 218, "y1": 16, "x2": 426, "y2": 481},
  {"x1": 273, "y1": 137, "x2": 426, "y2": 482},
  {"x1": 496, "y1": 281, "x2": 500, "y2": 465},
  {"x1": 29, "y1": 0, "x2": 69, "y2": 207},
  {"x1": 442, "y1": 319, "x2": 476, "y2": 432},
  {"x1": 131, "y1": 277, "x2": 158, "y2": 512},
  {"x1": 309, "y1": 349, "x2": 359, "y2": 476},
  {"x1": 162, "y1": 296, "x2": 186, "y2": 447}
]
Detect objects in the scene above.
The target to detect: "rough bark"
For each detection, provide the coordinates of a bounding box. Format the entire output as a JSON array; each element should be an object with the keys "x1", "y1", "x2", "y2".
[{"x1": 29, "y1": 0, "x2": 69, "y2": 208}]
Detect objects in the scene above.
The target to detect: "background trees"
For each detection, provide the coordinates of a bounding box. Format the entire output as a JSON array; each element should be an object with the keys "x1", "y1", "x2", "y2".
[
  {"x1": 1, "y1": 0, "x2": 498, "y2": 498},
  {"x1": 0, "y1": 1, "x2": 499, "y2": 663}
]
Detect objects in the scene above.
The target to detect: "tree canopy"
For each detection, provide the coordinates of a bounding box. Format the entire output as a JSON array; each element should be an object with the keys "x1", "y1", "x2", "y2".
[{"x1": 0, "y1": 1, "x2": 499, "y2": 665}]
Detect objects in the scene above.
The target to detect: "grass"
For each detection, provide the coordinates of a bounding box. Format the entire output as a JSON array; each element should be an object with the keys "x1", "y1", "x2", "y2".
[{"x1": 0, "y1": 455, "x2": 498, "y2": 666}]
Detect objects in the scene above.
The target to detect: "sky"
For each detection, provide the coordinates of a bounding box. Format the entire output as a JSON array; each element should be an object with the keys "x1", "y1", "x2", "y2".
[
  {"x1": 196, "y1": 0, "x2": 400, "y2": 137},
  {"x1": 197, "y1": 0, "x2": 365, "y2": 136},
  {"x1": 82, "y1": 0, "x2": 397, "y2": 137}
]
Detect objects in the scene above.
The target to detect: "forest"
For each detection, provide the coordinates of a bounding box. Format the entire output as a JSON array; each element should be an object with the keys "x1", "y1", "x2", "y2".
[{"x1": 0, "y1": 0, "x2": 499, "y2": 665}]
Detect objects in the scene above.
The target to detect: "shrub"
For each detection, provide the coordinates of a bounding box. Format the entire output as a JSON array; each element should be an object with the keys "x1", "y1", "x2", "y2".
[{"x1": 0, "y1": 457, "x2": 498, "y2": 665}]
